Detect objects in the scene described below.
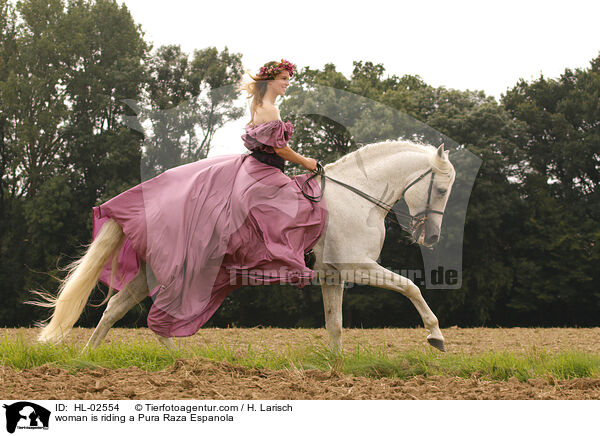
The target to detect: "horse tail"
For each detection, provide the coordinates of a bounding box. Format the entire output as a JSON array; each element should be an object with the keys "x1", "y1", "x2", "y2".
[{"x1": 30, "y1": 218, "x2": 126, "y2": 343}]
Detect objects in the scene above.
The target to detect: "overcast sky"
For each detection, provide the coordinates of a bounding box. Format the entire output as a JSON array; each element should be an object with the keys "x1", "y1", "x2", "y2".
[{"x1": 117, "y1": 0, "x2": 600, "y2": 155}]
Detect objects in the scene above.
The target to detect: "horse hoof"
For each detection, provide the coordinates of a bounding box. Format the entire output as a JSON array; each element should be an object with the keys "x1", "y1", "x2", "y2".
[{"x1": 427, "y1": 337, "x2": 446, "y2": 352}]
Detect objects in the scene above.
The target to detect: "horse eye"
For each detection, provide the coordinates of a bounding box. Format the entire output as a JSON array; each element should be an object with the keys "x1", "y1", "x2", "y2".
[{"x1": 438, "y1": 189, "x2": 447, "y2": 196}]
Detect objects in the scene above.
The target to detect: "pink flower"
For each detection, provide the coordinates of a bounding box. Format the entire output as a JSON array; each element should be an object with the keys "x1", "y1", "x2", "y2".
[{"x1": 256, "y1": 59, "x2": 296, "y2": 79}]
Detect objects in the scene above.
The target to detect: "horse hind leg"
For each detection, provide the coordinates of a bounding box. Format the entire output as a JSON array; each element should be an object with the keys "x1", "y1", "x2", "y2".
[{"x1": 83, "y1": 261, "x2": 150, "y2": 352}]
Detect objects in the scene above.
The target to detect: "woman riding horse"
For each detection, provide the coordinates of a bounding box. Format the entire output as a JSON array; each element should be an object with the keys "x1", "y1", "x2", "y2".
[{"x1": 34, "y1": 59, "x2": 456, "y2": 354}]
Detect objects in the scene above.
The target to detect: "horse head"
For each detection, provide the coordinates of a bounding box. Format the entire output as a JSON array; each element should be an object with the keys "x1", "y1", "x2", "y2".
[{"x1": 402, "y1": 144, "x2": 455, "y2": 248}]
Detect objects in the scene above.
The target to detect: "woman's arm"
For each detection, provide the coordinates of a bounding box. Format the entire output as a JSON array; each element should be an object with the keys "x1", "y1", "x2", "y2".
[
  {"x1": 274, "y1": 146, "x2": 317, "y2": 171},
  {"x1": 253, "y1": 105, "x2": 317, "y2": 171}
]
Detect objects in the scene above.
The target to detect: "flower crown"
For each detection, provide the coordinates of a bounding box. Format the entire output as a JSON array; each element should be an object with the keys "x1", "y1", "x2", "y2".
[{"x1": 257, "y1": 59, "x2": 296, "y2": 80}]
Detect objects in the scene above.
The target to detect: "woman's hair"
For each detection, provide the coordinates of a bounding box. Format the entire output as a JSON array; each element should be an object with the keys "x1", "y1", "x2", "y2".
[{"x1": 238, "y1": 61, "x2": 281, "y2": 126}]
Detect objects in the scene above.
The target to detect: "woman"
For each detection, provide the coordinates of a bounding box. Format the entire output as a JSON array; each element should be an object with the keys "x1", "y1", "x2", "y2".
[
  {"x1": 91, "y1": 59, "x2": 326, "y2": 337},
  {"x1": 240, "y1": 59, "x2": 317, "y2": 173}
]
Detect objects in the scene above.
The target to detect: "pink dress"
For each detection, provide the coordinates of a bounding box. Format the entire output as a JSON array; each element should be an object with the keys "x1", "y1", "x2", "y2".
[{"x1": 91, "y1": 120, "x2": 326, "y2": 337}]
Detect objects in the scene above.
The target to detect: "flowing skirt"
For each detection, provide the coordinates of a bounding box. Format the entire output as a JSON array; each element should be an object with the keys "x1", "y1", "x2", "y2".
[{"x1": 92, "y1": 153, "x2": 326, "y2": 337}]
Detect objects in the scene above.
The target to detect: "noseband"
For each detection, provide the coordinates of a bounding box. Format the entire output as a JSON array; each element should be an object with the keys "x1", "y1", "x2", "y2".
[{"x1": 302, "y1": 163, "x2": 445, "y2": 236}]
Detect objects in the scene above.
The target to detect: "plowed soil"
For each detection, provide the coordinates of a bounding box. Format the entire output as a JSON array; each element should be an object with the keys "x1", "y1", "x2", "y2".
[{"x1": 2, "y1": 327, "x2": 599, "y2": 400}]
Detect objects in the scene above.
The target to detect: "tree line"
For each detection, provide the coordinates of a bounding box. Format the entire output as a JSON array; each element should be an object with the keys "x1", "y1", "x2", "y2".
[{"x1": 1, "y1": 0, "x2": 598, "y2": 329}]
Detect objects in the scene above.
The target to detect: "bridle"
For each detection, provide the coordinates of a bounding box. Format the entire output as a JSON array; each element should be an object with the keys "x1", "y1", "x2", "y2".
[{"x1": 301, "y1": 162, "x2": 445, "y2": 241}]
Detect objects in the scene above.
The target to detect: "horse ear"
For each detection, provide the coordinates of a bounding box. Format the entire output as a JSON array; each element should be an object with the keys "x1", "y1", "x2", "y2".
[{"x1": 437, "y1": 143, "x2": 445, "y2": 159}]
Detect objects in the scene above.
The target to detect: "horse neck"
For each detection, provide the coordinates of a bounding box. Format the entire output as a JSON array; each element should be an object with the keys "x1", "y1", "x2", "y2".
[{"x1": 326, "y1": 144, "x2": 433, "y2": 206}]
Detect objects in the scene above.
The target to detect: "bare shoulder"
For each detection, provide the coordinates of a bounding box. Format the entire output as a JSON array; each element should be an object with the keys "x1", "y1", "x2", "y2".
[{"x1": 253, "y1": 104, "x2": 280, "y2": 125}]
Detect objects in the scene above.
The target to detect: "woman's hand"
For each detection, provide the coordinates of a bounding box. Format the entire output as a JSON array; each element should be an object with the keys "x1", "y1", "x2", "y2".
[{"x1": 303, "y1": 157, "x2": 318, "y2": 172}]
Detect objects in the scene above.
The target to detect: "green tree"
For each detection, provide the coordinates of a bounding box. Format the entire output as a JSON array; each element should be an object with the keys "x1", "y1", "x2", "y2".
[
  {"x1": 59, "y1": 0, "x2": 149, "y2": 205},
  {"x1": 140, "y1": 45, "x2": 245, "y2": 177},
  {"x1": 501, "y1": 53, "x2": 600, "y2": 325},
  {"x1": 2, "y1": 0, "x2": 70, "y2": 198},
  {"x1": 0, "y1": 0, "x2": 17, "y2": 214}
]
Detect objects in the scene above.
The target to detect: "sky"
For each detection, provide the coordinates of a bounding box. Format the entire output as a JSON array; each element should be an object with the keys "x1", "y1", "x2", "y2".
[{"x1": 116, "y1": 0, "x2": 600, "y2": 155}]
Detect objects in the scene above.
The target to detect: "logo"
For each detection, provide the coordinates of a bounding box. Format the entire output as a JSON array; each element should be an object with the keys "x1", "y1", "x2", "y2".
[{"x1": 3, "y1": 402, "x2": 50, "y2": 433}]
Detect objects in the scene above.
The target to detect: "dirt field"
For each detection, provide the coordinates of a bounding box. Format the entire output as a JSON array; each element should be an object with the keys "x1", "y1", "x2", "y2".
[{"x1": 2, "y1": 327, "x2": 599, "y2": 400}]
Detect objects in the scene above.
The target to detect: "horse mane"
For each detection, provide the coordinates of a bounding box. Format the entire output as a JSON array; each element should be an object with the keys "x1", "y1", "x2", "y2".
[{"x1": 326, "y1": 139, "x2": 450, "y2": 172}]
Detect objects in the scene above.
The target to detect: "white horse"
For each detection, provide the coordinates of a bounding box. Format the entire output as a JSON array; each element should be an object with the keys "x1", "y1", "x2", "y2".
[{"x1": 33, "y1": 140, "x2": 455, "y2": 352}]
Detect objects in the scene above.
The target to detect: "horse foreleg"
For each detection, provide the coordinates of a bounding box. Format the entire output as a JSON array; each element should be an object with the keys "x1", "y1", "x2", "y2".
[
  {"x1": 348, "y1": 262, "x2": 446, "y2": 352},
  {"x1": 83, "y1": 263, "x2": 149, "y2": 352},
  {"x1": 320, "y1": 272, "x2": 344, "y2": 354}
]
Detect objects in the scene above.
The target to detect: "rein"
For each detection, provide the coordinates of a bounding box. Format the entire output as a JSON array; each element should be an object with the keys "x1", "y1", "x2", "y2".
[{"x1": 301, "y1": 162, "x2": 445, "y2": 235}]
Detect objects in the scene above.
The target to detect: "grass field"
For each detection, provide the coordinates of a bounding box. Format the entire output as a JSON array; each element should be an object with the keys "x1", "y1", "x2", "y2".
[
  {"x1": 1, "y1": 327, "x2": 599, "y2": 399},
  {"x1": 2, "y1": 327, "x2": 600, "y2": 380}
]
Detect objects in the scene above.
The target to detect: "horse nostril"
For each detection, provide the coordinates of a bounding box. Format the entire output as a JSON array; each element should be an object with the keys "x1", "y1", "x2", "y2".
[{"x1": 426, "y1": 234, "x2": 439, "y2": 244}]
